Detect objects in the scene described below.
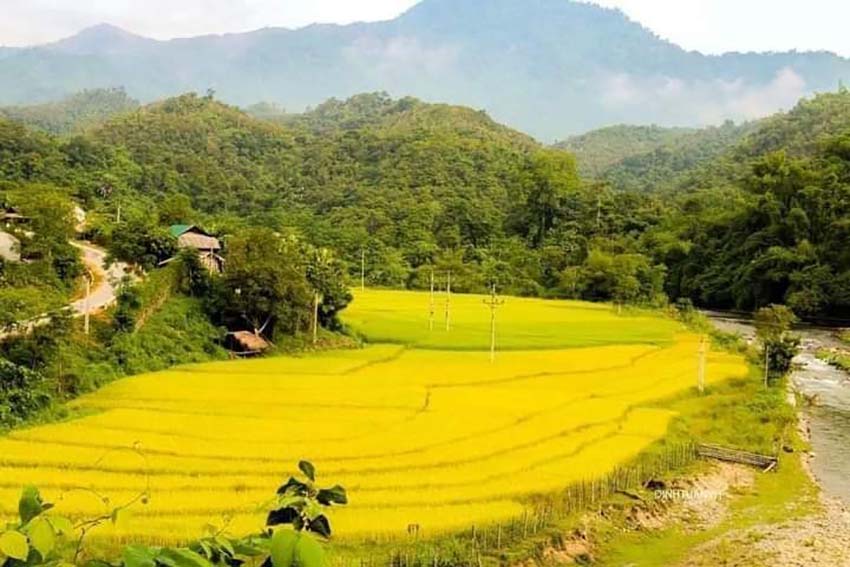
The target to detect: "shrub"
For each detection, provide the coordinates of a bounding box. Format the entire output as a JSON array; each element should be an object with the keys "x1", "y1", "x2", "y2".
[{"x1": 0, "y1": 359, "x2": 52, "y2": 428}]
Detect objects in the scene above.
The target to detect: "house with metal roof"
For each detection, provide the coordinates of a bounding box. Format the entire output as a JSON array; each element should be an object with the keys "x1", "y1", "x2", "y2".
[{"x1": 164, "y1": 225, "x2": 224, "y2": 273}]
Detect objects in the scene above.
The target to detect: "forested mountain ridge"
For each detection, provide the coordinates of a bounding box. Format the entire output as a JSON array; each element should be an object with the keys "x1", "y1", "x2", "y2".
[
  {"x1": 562, "y1": 91, "x2": 850, "y2": 193},
  {"x1": 612, "y1": 122, "x2": 756, "y2": 191},
  {"x1": 2, "y1": 0, "x2": 850, "y2": 139},
  {"x1": 2, "y1": 92, "x2": 593, "y2": 293},
  {"x1": 0, "y1": 88, "x2": 139, "y2": 134},
  {"x1": 731, "y1": 88, "x2": 850, "y2": 159},
  {"x1": 636, "y1": 90, "x2": 850, "y2": 314},
  {"x1": 3, "y1": 89, "x2": 850, "y2": 318},
  {"x1": 555, "y1": 125, "x2": 699, "y2": 178}
]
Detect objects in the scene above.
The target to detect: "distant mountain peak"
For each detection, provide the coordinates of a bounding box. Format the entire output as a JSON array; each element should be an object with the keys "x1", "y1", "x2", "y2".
[
  {"x1": 2, "y1": 0, "x2": 849, "y2": 139},
  {"x1": 398, "y1": 0, "x2": 630, "y2": 26},
  {"x1": 48, "y1": 23, "x2": 157, "y2": 54}
]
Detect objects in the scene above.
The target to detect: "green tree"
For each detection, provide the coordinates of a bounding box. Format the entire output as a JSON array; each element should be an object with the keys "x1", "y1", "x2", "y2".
[
  {"x1": 754, "y1": 304, "x2": 800, "y2": 381},
  {"x1": 216, "y1": 229, "x2": 312, "y2": 339},
  {"x1": 305, "y1": 247, "x2": 352, "y2": 330}
]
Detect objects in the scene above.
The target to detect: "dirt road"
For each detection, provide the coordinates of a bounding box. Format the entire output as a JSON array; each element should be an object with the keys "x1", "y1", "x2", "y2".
[{"x1": 0, "y1": 241, "x2": 128, "y2": 339}]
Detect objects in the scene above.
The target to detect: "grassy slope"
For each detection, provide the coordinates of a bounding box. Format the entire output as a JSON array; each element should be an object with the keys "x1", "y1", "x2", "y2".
[{"x1": 594, "y1": 370, "x2": 817, "y2": 566}]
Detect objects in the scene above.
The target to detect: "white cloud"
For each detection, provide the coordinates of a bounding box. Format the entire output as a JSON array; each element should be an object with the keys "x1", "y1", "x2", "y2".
[
  {"x1": 599, "y1": 67, "x2": 808, "y2": 126},
  {"x1": 344, "y1": 36, "x2": 460, "y2": 76},
  {"x1": 584, "y1": 0, "x2": 850, "y2": 57}
]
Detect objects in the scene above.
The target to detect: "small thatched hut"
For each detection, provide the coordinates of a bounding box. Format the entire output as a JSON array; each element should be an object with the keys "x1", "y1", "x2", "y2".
[{"x1": 226, "y1": 331, "x2": 271, "y2": 356}]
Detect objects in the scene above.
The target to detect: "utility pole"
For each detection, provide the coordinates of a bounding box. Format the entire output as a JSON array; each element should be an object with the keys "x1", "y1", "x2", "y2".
[
  {"x1": 764, "y1": 344, "x2": 770, "y2": 388},
  {"x1": 697, "y1": 335, "x2": 707, "y2": 394},
  {"x1": 360, "y1": 248, "x2": 366, "y2": 292},
  {"x1": 483, "y1": 283, "x2": 505, "y2": 363},
  {"x1": 429, "y1": 269, "x2": 435, "y2": 332},
  {"x1": 83, "y1": 270, "x2": 92, "y2": 336},
  {"x1": 445, "y1": 271, "x2": 452, "y2": 332},
  {"x1": 312, "y1": 291, "x2": 321, "y2": 345},
  {"x1": 116, "y1": 204, "x2": 122, "y2": 224}
]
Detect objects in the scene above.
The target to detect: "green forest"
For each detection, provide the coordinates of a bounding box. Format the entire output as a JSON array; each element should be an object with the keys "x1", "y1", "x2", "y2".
[{"x1": 3, "y1": 88, "x2": 850, "y2": 319}]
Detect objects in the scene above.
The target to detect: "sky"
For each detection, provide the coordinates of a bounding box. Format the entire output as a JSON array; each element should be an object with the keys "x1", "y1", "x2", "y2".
[{"x1": 1, "y1": 0, "x2": 849, "y2": 57}]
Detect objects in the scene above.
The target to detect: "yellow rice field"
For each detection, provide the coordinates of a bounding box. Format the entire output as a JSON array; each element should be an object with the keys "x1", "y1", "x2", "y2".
[{"x1": 0, "y1": 290, "x2": 747, "y2": 547}]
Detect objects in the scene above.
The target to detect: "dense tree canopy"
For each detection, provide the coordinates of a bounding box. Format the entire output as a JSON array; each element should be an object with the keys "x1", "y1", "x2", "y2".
[{"x1": 1, "y1": 89, "x2": 849, "y2": 318}]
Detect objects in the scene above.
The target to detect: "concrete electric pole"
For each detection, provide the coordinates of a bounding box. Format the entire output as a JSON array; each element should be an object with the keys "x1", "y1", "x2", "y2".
[
  {"x1": 697, "y1": 335, "x2": 707, "y2": 393},
  {"x1": 445, "y1": 271, "x2": 452, "y2": 332},
  {"x1": 483, "y1": 283, "x2": 505, "y2": 363},
  {"x1": 429, "y1": 269, "x2": 435, "y2": 332}
]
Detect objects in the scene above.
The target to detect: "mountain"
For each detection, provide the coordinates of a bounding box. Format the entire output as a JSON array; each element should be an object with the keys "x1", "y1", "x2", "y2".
[
  {"x1": 0, "y1": 88, "x2": 139, "y2": 134},
  {"x1": 651, "y1": 90, "x2": 850, "y2": 314},
  {"x1": 565, "y1": 90, "x2": 850, "y2": 193},
  {"x1": 4, "y1": 89, "x2": 850, "y2": 314},
  {"x1": 556, "y1": 125, "x2": 698, "y2": 178},
  {"x1": 560, "y1": 121, "x2": 756, "y2": 191},
  {"x1": 1, "y1": 91, "x2": 581, "y2": 291},
  {"x1": 1, "y1": 0, "x2": 849, "y2": 140},
  {"x1": 45, "y1": 23, "x2": 157, "y2": 55}
]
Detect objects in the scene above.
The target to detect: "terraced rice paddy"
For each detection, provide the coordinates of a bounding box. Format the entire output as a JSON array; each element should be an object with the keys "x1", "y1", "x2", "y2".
[{"x1": 0, "y1": 290, "x2": 748, "y2": 548}]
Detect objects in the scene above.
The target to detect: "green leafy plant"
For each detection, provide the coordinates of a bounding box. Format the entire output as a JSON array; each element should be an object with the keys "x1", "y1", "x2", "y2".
[
  {"x1": 1, "y1": 462, "x2": 345, "y2": 567},
  {"x1": 0, "y1": 487, "x2": 75, "y2": 567},
  {"x1": 266, "y1": 461, "x2": 347, "y2": 567}
]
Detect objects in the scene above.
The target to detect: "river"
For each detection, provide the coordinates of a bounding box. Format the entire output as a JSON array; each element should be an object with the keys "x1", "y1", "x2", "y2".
[{"x1": 706, "y1": 311, "x2": 850, "y2": 504}]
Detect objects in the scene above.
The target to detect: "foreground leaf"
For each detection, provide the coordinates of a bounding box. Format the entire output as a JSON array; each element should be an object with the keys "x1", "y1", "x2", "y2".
[
  {"x1": 123, "y1": 545, "x2": 159, "y2": 567},
  {"x1": 157, "y1": 548, "x2": 212, "y2": 567},
  {"x1": 297, "y1": 461, "x2": 316, "y2": 482},
  {"x1": 307, "y1": 516, "x2": 331, "y2": 539},
  {"x1": 0, "y1": 530, "x2": 29, "y2": 561},
  {"x1": 47, "y1": 516, "x2": 74, "y2": 537},
  {"x1": 28, "y1": 518, "x2": 56, "y2": 558},
  {"x1": 269, "y1": 529, "x2": 298, "y2": 567},
  {"x1": 18, "y1": 486, "x2": 44, "y2": 525},
  {"x1": 277, "y1": 477, "x2": 309, "y2": 496},
  {"x1": 315, "y1": 486, "x2": 347, "y2": 506},
  {"x1": 294, "y1": 533, "x2": 324, "y2": 567},
  {"x1": 266, "y1": 507, "x2": 299, "y2": 527}
]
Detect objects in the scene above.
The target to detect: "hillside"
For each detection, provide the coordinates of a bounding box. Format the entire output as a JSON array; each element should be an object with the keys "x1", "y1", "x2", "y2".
[
  {"x1": 4, "y1": 89, "x2": 850, "y2": 316},
  {"x1": 3, "y1": 92, "x2": 583, "y2": 291},
  {"x1": 563, "y1": 91, "x2": 850, "y2": 193},
  {"x1": 661, "y1": 90, "x2": 850, "y2": 192},
  {"x1": 86, "y1": 92, "x2": 540, "y2": 221},
  {"x1": 603, "y1": 121, "x2": 756, "y2": 192},
  {"x1": 0, "y1": 88, "x2": 139, "y2": 134},
  {"x1": 2, "y1": 0, "x2": 850, "y2": 139},
  {"x1": 732, "y1": 88, "x2": 850, "y2": 159},
  {"x1": 556, "y1": 125, "x2": 697, "y2": 178}
]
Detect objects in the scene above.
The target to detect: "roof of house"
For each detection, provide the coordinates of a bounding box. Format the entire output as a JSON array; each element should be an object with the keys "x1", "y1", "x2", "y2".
[
  {"x1": 177, "y1": 232, "x2": 221, "y2": 251},
  {"x1": 169, "y1": 224, "x2": 196, "y2": 238},
  {"x1": 229, "y1": 331, "x2": 271, "y2": 352}
]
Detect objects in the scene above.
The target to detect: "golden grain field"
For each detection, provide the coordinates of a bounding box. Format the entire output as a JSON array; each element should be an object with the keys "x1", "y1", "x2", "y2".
[{"x1": 0, "y1": 290, "x2": 747, "y2": 547}]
